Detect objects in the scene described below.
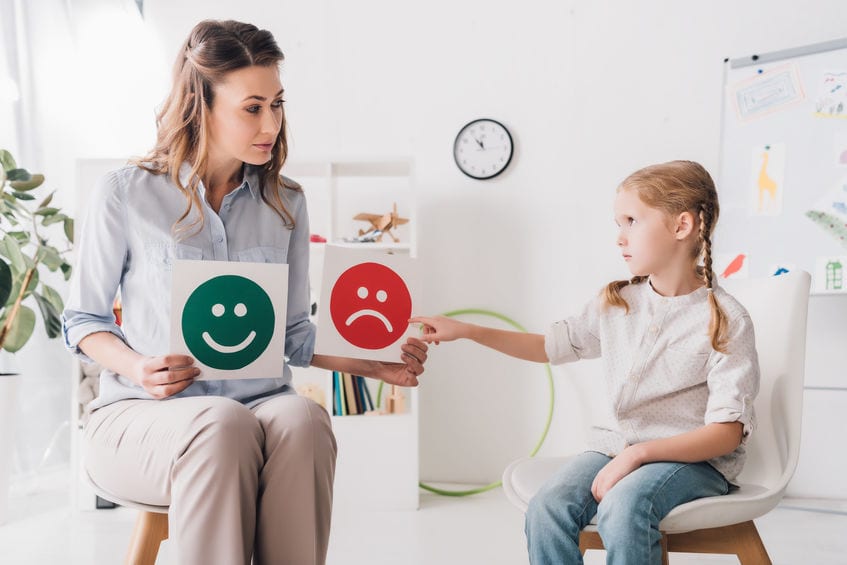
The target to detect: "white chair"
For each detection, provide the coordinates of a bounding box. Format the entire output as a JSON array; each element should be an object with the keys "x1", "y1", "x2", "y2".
[
  {"x1": 502, "y1": 271, "x2": 811, "y2": 564},
  {"x1": 86, "y1": 470, "x2": 169, "y2": 565}
]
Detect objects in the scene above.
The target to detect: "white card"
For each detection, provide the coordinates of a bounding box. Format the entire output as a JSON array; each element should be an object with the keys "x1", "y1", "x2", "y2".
[
  {"x1": 170, "y1": 259, "x2": 288, "y2": 380},
  {"x1": 315, "y1": 245, "x2": 419, "y2": 363}
]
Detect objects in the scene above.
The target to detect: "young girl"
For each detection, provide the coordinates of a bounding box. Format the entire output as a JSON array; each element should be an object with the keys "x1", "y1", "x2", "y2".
[
  {"x1": 411, "y1": 160, "x2": 759, "y2": 565},
  {"x1": 62, "y1": 20, "x2": 427, "y2": 565}
]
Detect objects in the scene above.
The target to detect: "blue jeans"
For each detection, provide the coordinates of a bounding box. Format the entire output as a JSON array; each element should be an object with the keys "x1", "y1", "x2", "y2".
[{"x1": 525, "y1": 451, "x2": 730, "y2": 565}]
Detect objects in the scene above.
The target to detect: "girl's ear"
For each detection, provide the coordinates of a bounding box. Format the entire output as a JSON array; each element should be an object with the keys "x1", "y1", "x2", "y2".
[{"x1": 675, "y1": 211, "x2": 695, "y2": 240}]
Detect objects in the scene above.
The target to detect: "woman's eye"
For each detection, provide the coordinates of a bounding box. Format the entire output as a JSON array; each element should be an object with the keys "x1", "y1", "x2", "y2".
[
  {"x1": 246, "y1": 105, "x2": 260, "y2": 114},
  {"x1": 628, "y1": 217, "x2": 635, "y2": 226},
  {"x1": 272, "y1": 99, "x2": 285, "y2": 108}
]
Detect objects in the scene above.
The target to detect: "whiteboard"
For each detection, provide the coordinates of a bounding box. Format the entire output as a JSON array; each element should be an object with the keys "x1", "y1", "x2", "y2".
[{"x1": 716, "y1": 37, "x2": 847, "y2": 294}]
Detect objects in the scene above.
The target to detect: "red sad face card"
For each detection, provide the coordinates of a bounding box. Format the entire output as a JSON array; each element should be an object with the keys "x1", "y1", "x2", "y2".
[{"x1": 315, "y1": 246, "x2": 419, "y2": 362}]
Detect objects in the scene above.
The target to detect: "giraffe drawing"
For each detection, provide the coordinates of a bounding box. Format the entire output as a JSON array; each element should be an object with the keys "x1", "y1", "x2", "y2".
[{"x1": 758, "y1": 150, "x2": 778, "y2": 212}]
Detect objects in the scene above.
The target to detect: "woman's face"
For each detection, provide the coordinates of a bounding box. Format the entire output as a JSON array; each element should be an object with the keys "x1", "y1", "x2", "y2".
[{"x1": 207, "y1": 65, "x2": 284, "y2": 167}]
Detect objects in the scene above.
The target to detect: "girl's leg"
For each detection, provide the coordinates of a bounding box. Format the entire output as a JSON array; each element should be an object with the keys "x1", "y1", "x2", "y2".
[
  {"x1": 251, "y1": 394, "x2": 337, "y2": 565},
  {"x1": 596, "y1": 460, "x2": 730, "y2": 565},
  {"x1": 84, "y1": 396, "x2": 265, "y2": 565},
  {"x1": 524, "y1": 451, "x2": 611, "y2": 565}
]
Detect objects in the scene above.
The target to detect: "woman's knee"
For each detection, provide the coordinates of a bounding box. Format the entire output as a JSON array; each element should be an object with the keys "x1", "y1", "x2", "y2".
[
  {"x1": 187, "y1": 397, "x2": 263, "y2": 458},
  {"x1": 260, "y1": 395, "x2": 336, "y2": 455}
]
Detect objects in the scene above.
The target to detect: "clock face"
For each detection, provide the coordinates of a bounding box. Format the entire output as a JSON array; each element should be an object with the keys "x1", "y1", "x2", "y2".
[{"x1": 453, "y1": 119, "x2": 513, "y2": 180}]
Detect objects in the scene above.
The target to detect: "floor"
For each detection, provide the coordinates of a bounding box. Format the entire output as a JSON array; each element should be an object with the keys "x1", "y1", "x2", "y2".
[{"x1": 1, "y1": 468, "x2": 846, "y2": 564}]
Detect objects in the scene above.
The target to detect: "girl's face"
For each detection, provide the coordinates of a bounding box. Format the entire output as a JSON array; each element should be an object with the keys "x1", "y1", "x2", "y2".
[
  {"x1": 207, "y1": 65, "x2": 284, "y2": 167},
  {"x1": 614, "y1": 188, "x2": 695, "y2": 277}
]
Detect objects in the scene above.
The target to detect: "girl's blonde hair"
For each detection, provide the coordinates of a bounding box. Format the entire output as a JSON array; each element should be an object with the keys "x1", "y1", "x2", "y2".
[
  {"x1": 132, "y1": 20, "x2": 298, "y2": 238},
  {"x1": 603, "y1": 160, "x2": 729, "y2": 352}
]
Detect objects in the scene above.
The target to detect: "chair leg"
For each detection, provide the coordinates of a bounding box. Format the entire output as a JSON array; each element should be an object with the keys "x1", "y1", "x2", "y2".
[
  {"x1": 666, "y1": 520, "x2": 772, "y2": 565},
  {"x1": 125, "y1": 511, "x2": 169, "y2": 565}
]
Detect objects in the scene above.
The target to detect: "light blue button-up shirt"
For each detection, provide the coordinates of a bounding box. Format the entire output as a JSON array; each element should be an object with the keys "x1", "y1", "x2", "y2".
[{"x1": 62, "y1": 163, "x2": 315, "y2": 411}]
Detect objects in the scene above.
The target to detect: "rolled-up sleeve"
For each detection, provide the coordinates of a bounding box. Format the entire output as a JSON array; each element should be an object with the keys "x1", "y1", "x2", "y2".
[
  {"x1": 62, "y1": 170, "x2": 129, "y2": 363},
  {"x1": 544, "y1": 296, "x2": 602, "y2": 364},
  {"x1": 705, "y1": 314, "x2": 760, "y2": 444},
  {"x1": 283, "y1": 189, "x2": 317, "y2": 367}
]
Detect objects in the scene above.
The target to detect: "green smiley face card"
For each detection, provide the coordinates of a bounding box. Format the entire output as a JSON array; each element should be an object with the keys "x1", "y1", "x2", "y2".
[{"x1": 170, "y1": 259, "x2": 289, "y2": 379}]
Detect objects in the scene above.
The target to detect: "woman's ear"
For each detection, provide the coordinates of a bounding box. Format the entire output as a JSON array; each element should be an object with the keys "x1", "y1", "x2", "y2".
[{"x1": 675, "y1": 211, "x2": 696, "y2": 240}]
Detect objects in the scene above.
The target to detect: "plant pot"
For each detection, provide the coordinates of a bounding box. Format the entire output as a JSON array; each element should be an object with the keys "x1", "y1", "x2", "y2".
[{"x1": 0, "y1": 371, "x2": 19, "y2": 525}]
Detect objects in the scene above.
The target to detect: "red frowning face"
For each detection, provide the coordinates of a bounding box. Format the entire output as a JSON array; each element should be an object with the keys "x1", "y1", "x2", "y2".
[{"x1": 329, "y1": 262, "x2": 412, "y2": 349}]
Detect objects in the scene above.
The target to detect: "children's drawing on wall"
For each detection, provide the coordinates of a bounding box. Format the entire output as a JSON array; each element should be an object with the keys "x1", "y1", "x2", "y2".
[
  {"x1": 730, "y1": 63, "x2": 804, "y2": 122},
  {"x1": 835, "y1": 132, "x2": 847, "y2": 166},
  {"x1": 713, "y1": 253, "x2": 749, "y2": 279},
  {"x1": 767, "y1": 263, "x2": 795, "y2": 277},
  {"x1": 815, "y1": 256, "x2": 847, "y2": 292},
  {"x1": 749, "y1": 143, "x2": 785, "y2": 216},
  {"x1": 814, "y1": 70, "x2": 847, "y2": 119},
  {"x1": 805, "y1": 177, "x2": 847, "y2": 247}
]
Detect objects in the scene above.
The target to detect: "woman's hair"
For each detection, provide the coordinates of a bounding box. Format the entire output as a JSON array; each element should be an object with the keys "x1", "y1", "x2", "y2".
[
  {"x1": 603, "y1": 160, "x2": 729, "y2": 352},
  {"x1": 132, "y1": 20, "x2": 298, "y2": 238}
]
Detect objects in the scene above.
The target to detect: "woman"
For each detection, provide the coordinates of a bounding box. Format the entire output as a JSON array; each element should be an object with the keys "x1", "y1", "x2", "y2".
[{"x1": 62, "y1": 19, "x2": 427, "y2": 565}]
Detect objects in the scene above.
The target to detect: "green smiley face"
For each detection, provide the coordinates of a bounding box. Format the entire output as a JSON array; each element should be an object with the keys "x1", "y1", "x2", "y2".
[{"x1": 182, "y1": 275, "x2": 275, "y2": 370}]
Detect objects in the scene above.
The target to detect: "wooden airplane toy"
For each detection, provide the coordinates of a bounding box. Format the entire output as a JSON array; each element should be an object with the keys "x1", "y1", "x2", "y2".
[{"x1": 352, "y1": 202, "x2": 409, "y2": 243}]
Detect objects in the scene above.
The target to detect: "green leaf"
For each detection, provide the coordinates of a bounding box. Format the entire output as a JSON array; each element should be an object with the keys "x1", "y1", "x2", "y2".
[
  {"x1": 60, "y1": 262, "x2": 72, "y2": 281},
  {"x1": 0, "y1": 150, "x2": 16, "y2": 172},
  {"x1": 38, "y1": 191, "x2": 54, "y2": 209},
  {"x1": 11, "y1": 191, "x2": 35, "y2": 201},
  {"x1": 41, "y1": 213, "x2": 67, "y2": 226},
  {"x1": 1, "y1": 235, "x2": 26, "y2": 273},
  {"x1": 0, "y1": 260, "x2": 11, "y2": 307},
  {"x1": 40, "y1": 283, "x2": 64, "y2": 313},
  {"x1": 33, "y1": 292, "x2": 62, "y2": 339},
  {"x1": 39, "y1": 246, "x2": 63, "y2": 271},
  {"x1": 63, "y1": 218, "x2": 74, "y2": 244},
  {"x1": 1, "y1": 305, "x2": 36, "y2": 352},
  {"x1": 34, "y1": 206, "x2": 60, "y2": 216},
  {"x1": 7, "y1": 231, "x2": 28, "y2": 245},
  {"x1": 6, "y1": 168, "x2": 30, "y2": 182},
  {"x1": 10, "y1": 173, "x2": 44, "y2": 191}
]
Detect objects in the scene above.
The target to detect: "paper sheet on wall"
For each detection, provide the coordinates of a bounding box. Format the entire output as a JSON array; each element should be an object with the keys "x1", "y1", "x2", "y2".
[
  {"x1": 749, "y1": 143, "x2": 786, "y2": 216},
  {"x1": 170, "y1": 259, "x2": 288, "y2": 380}
]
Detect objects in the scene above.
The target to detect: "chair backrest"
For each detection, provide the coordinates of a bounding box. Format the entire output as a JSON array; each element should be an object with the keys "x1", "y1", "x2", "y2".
[{"x1": 720, "y1": 271, "x2": 810, "y2": 490}]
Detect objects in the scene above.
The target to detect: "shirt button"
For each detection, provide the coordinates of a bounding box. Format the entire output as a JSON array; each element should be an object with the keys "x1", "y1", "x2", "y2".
[
  {"x1": 216, "y1": 236, "x2": 224, "y2": 243},
  {"x1": 650, "y1": 325, "x2": 658, "y2": 333}
]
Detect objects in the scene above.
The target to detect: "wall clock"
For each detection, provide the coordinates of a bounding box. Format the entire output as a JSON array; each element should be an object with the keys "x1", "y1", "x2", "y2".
[{"x1": 453, "y1": 118, "x2": 514, "y2": 180}]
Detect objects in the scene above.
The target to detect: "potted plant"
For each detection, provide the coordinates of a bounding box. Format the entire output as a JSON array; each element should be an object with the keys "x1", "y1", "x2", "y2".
[{"x1": 0, "y1": 148, "x2": 73, "y2": 524}]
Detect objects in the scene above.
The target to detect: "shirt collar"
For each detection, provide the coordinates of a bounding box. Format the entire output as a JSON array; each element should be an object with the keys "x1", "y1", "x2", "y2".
[
  {"x1": 176, "y1": 161, "x2": 262, "y2": 201},
  {"x1": 644, "y1": 276, "x2": 714, "y2": 306}
]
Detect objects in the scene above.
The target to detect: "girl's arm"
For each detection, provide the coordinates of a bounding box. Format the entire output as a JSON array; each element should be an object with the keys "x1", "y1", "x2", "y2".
[
  {"x1": 590, "y1": 422, "x2": 743, "y2": 502},
  {"x1": 311, "y1": 337, "x2": 428, "y2": 387},
  {"x1": 78, "y1": 332, "x2": 199, "y2": 399},
  {"x1": 409, "y1": 315, "x2": 548, "y2": 363}
]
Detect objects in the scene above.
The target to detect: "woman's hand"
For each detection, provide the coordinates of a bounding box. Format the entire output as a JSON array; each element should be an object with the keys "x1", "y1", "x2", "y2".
[
  {"x1": 590, "y1": 446, "x2": 643, "y2": 502},
  {"x1": 408, "y1": 315, "x2": 471, "y2": 345},
  {"x1": 373, "y1": 337, "x2": 429, "y2": 386},
  {"x1": 130, "y1": 354, "x2": 200, "y2": 399}
]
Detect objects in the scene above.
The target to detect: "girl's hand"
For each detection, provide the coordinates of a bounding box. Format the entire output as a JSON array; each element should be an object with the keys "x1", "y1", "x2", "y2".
[
  {"x1": 130, "y1": 354, "x2": 200, "y2": 399},
  {"x1": 373, "y1": 337, "x2": 429, "y2": 386},
  {"x1": 408, "y1": 315, "x2": 470, "y2": 345},
  {"x1": 590, "y1": 446, "x2": 643, "y2": 502}
]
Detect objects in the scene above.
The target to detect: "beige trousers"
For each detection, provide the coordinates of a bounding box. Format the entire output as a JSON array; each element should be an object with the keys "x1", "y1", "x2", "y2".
[{"x1": 84, "y1": 394, "x2": 337, "y2": 565}]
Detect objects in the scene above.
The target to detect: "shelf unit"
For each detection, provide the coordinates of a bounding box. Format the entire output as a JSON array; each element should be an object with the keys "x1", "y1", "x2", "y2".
[{"x1": 284, "y1": 157, "x2": 419, "y2": 511}]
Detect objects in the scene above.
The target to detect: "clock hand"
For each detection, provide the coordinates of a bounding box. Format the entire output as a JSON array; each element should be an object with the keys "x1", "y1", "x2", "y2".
[{"x1": 474, "y1": 137, "x2": 484, "y2": 149}]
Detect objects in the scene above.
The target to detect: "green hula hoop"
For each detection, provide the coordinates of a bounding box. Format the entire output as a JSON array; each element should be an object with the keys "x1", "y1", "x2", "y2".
[{"x1": 376, "y1": 308, "x2": 555, "y2": 497}]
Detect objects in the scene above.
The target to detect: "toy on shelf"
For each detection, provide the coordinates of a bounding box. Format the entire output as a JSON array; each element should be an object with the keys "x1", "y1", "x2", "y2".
[
  {"x1": 346, "y1": 202, "x2": 409, "y2": 243},
  {"x1": 310, "y1": 234, "x2": 327, "y2": 243},
  {"x1": 383, "y1": 384, "x2": 405, "y2": 414}
]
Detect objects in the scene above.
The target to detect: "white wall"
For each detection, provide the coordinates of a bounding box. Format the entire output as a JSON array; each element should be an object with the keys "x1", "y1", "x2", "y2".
[{"x1": 22, "y1": 0, "x2": 847, "y2": 494}]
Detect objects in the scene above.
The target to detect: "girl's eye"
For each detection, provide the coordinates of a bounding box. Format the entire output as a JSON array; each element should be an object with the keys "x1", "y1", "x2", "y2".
[{"x1": 627, "y1": 217, "x2": 635, "y2": 226}]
